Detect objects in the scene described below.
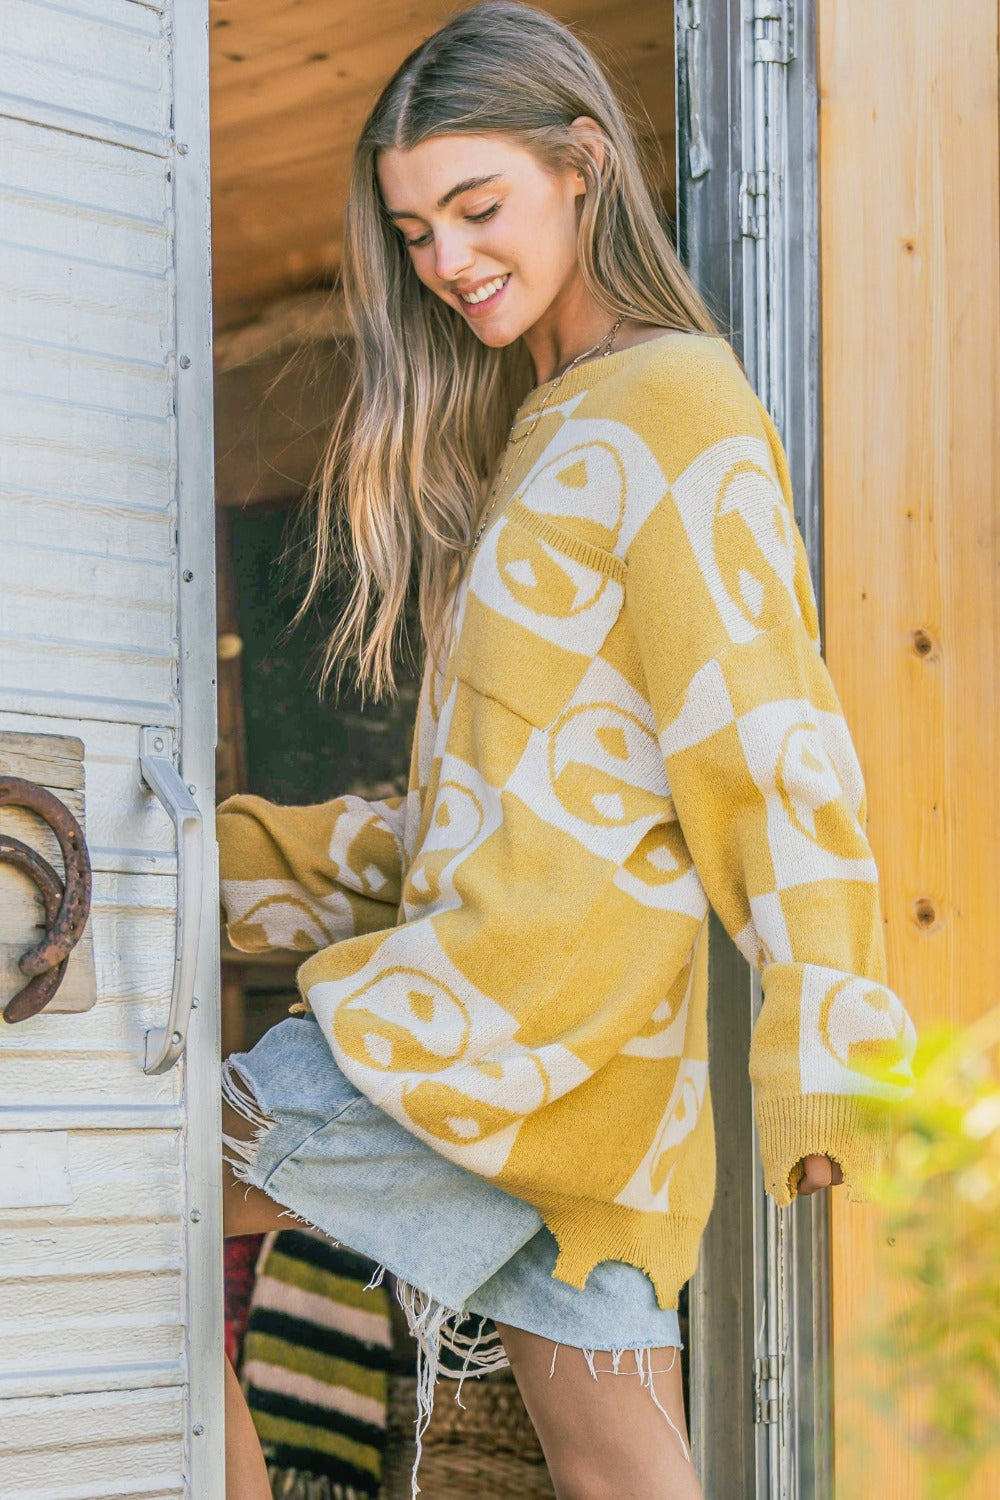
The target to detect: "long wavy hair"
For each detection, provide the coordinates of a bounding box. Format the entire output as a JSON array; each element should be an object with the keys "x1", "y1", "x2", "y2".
[{"x1": 307, "y1": 0, "x2": 720, "y2": 697}]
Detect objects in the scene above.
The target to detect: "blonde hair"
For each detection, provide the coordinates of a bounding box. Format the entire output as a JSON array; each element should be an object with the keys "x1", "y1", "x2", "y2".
[{"x1": 308, "y1": 0, "x2": 720, "y2": 697}]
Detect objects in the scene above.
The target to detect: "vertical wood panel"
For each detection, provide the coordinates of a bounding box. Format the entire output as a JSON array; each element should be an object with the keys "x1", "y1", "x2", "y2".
[{"x1": 817, "y1": 1, "x2": 1000, "y2": 1494}]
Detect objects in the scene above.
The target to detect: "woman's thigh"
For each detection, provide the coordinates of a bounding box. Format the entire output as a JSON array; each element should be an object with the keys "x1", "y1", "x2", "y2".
[
  {"x1": 221, "y1": 1098, "x2": 295, "y2": 1239},
  {"x1": 496, "y1": 1321, "x2": 704, "y2": 1500}
]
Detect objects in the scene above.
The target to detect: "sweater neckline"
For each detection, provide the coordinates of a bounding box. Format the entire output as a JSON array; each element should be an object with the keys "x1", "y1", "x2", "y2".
[{"x1": 513, "y1": 328, "x2": 693, "y2": 422}]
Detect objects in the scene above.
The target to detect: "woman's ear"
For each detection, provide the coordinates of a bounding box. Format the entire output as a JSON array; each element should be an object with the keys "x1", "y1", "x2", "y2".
[{"x1": 569, "y1": 115, "x2": 606, "y2": 192}]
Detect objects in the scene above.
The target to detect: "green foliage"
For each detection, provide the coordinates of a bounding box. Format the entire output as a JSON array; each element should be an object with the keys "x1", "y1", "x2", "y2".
[{"x1": 868, "y1": 1008, "x2": 1000, "y2": 1497}]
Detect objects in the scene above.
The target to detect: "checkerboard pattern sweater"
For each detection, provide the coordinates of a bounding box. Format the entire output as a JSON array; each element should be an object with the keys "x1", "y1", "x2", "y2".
[{"x1": 218, "y1": 331, "x2": 917, "y2": 1310}]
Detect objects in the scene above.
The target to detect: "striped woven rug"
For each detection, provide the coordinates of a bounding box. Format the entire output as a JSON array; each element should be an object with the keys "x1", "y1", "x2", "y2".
[{"x1": 242, "y1": 1229, "x2": 394, "y2": 1500}]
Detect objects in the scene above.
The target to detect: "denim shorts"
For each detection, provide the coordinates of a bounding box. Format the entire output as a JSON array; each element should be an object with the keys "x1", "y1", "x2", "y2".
[{"x1": 222, "y1": 1013, "x2": 688, "y2": 1485}]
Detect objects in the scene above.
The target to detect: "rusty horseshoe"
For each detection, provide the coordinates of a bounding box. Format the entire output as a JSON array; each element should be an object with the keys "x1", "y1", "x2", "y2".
[
  {"x1": 0, "y1": 776, "x2": 92, "y2": 1023},
  {"x1": 0, "y1": 833, "x2": 70, "y2": 1023}
]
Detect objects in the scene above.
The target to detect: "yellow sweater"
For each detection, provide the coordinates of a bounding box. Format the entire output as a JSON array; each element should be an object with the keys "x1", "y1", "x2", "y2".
[{"x1": 217, "y1": 331, "x2": 917, "y2": 1310}]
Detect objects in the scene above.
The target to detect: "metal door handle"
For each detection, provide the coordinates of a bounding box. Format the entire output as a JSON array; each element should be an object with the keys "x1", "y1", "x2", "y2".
[{"x1": 139, "y1": 727, "x2": 203, "y2": 1075}]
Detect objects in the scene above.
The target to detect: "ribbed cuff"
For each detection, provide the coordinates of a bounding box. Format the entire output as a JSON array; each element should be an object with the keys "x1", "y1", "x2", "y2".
[{"x1": 755, "y1": 1093, "x2": 892, "y2": 1207}]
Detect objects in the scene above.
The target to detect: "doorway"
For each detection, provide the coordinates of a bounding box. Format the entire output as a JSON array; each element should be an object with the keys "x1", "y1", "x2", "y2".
[{"x1": 207, "y1": 3, "x2": 826, "y2": 1494}]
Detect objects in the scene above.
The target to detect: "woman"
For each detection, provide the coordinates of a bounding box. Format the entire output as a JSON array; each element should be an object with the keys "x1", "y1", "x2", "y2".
[{"x1": 218, "y1": 5, "x2": 917, "y2": 1497}]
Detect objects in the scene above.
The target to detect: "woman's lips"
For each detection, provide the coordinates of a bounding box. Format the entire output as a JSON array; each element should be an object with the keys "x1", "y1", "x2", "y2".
[{"x1": 458, "y1": 274, "x2": 510, "y2": 319}]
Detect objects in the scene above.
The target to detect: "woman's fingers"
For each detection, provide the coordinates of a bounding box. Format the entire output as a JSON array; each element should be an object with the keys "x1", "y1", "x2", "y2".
[{"x1": 797, "y1": 1154, "x2": 844, "y2": 1195}]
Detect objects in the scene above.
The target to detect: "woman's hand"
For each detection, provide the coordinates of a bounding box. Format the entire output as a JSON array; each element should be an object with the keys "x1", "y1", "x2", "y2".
[{"x1": 797, "y1": 1154, "x2": 844, "y2": 1196}]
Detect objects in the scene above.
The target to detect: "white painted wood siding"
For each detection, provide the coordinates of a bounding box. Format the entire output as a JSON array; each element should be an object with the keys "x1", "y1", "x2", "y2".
[{"x1": 0, "y1": 1, "x2": 221, "y2": 1495}]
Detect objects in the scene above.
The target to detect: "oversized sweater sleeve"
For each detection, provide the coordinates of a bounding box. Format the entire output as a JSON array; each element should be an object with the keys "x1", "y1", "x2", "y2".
[
  {"x1": 624, "y1": 356, "x2": 917, "y2": 1206},
  {"x1": 217, "y1": 792, "x2": 406, "y2": 954}
]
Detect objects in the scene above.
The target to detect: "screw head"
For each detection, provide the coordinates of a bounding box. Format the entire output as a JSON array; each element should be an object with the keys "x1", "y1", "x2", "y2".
[
  {"x1": 190, "y1": 1208, "x2": 202, "y2": 1223},
  {"x1": 179, "y1": 354, "x2": 191, "y2": 369},
  {"x1": 153, "y1": 736, "x2": 165, "y2": 752},
  {"x1": 177, "y1": 142, "x2": 189, "y2": 156},
  {"x1": 171, "y1": 1030, "x2": 183, "y2": 1045},
  {"x1": 182, "y1": 569, "x2": 194, "y2": 582},
  {"x1": 192, "y1": 1422, "x2": 204, "y2": 1436}
]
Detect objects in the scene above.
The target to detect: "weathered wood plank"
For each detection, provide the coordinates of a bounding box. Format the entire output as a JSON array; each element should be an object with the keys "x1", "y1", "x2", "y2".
[
  {"x1": 0, "y1": 550, "x2": 173, "y2": 651},
  {"x1": 1, "y1": 338, "x2": 172, "y2": 421},
  {"x1": 0, "y1": 241, "x2": 171, "y2": 367},
  {"x1": 0, "y1": 488, "x2": 173, "y2": 569},
  {"x1": 0, "y1": 641, "x2": 176, "y2": 731},
  {"x1": 0, "y1": 1385, "x2": 185, "y2": 1497},
  {"x1": 0, "y1": 1128, "x2": 185, "y2": 1398},
  {"x1": 0, "y1": 114, "x2": 169, "y2": 221},
  {"x1": 0, "y1": 0, "x2": 170, "y2": 154},
  {"x1": 0, "y1": 1220, "x2": 183, "y2": 1285},
  {"x1": 0, "y1": 1384, "x2": 183, "y2": 1455},
  {"x1": 0, "y1": 733, "x2": 84, "y2": 791}
]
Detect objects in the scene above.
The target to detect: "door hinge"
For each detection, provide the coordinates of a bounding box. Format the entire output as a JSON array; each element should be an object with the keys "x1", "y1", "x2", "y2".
[
  {"x1": 740, "y1": 170, "x2": 768, "y2": 239},
  {"x1": 753, "y1": 1354, "x2": 783, "y2": 1424},
  {"x1": 753, "y1": 0, "x2": 795, "y2": 65}
]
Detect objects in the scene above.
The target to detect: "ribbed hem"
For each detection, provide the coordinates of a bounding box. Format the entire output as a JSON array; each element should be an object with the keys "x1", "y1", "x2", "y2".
[
  {"x1": 531, "y1": 1196, "x2": 707, "y2": 1311},
  {"x1": 755, "y1": 1093, "x2": 892, "y2": 1207}
]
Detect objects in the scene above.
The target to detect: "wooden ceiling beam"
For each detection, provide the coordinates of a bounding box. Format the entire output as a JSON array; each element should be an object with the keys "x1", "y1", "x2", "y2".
[{"x1": 214, "y1": 289, "x2": 349, "y2": 373}]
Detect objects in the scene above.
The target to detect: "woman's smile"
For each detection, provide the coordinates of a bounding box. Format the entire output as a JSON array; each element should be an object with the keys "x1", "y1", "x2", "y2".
[{"x1": 456, "y1": 272, "x2": 511, "y2": 316}]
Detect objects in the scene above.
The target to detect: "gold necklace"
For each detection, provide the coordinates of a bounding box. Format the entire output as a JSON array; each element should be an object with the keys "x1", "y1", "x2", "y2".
[{"x1": 470, "y1": 314, "x2": 625, "y2": 552}]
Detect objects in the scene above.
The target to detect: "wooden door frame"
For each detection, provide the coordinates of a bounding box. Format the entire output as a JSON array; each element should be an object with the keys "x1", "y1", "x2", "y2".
[{"x1": 173, "y1": 1, "x2": 224, "y2": 1493}]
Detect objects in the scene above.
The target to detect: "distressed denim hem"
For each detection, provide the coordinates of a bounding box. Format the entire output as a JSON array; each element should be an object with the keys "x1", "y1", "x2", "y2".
[{"x1": 221, "y1": 1058, "x2": 692, "y2": 1496}]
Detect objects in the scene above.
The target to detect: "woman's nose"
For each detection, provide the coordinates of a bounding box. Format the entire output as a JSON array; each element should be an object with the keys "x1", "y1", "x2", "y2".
[{"x1": 434, "y1": 228, "x2": 474, "y2": 285}]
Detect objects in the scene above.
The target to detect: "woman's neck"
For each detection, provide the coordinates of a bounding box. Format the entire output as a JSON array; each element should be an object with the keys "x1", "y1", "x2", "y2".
[
  {"x1": 521, "y1": 279, "x2": 622, "y2": 385},
  {"x1": 521, "y1": 284, "x2": 665, "y2": 386}
]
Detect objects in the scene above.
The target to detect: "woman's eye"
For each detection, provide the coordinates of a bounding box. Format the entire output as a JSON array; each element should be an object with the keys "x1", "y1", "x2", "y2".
[{"x1": 403, "y1": 203, "x2": 499, "y2": 249}]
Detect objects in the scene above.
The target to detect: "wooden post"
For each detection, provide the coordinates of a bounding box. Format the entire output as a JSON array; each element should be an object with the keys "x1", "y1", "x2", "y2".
[{"x1": 817, "y1": 2, "x2": 1000, "y2": 1493}]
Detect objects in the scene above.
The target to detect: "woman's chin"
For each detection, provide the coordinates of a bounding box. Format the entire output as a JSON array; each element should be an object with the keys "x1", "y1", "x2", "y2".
[
  {"x1": 468, "y1": 325, "x2": 522, "y2": 349},
  {"x1": 462, "y1": 309, "x2": 533, "y2": 349}
]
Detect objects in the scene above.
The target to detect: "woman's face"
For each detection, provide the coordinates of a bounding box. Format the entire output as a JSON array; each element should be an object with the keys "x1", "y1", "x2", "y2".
[{"x1": 377, "y1": 132, "x2": 589, "y2": 348}]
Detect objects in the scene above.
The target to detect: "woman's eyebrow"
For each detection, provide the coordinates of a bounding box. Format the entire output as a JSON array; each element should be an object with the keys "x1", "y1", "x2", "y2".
[{"x1": 387, "y1": 173, "x2": 503, "y2": 220}]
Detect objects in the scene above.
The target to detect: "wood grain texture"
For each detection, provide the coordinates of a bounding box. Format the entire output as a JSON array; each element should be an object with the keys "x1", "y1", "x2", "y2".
[
  {"x1": 0, "y1": 1385, "x2": 185, "y2": 1498},
  {"x1": 210, "y1": 0, "x2": 676, "y2": 328},
  {"x1": 0, "y1": 0, "x2": 170, "y2": 153},
  {"x1": 817, "y1": 2, "x2": 1000, "y2": 1494},
  {"x1": 0, "y1": 7, "x2": 209, "y2": 1491},
  {"x1": 0, "y1": 111, "x2": 178, "y2": 728}
]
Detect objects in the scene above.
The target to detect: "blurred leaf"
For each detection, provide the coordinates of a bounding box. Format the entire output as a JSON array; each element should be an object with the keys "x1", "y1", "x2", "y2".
[{"x1": 855, "y1": 1007, "x2": 1000, "y2": 1496}]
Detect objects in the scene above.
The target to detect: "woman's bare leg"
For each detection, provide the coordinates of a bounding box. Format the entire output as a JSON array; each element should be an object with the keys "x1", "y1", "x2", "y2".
[
  {"x1": 221, "y1": 1094, "x2": 289, "y2": 1500},
  {"x1": 221, "y1": 1097, "x2": 293, "y2": 1238},
  {"x1": 496, "y1": 1322, "x2": 704, "y2": 1500},
  {"x1": 225, "y1": 1354, "x2": 272, "y2": 1500}
]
